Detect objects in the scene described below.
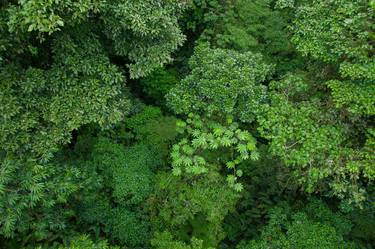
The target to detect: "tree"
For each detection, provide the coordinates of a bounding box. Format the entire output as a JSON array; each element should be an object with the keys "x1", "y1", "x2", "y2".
[
  {"x1": 291, "y1": 0, "x2": 374, "y2": 116},
  {"x1": 199, "y1": 0, "x2": 291, "y2": 56},
  {"x1": 0, "y1": 0, "x2": 189, "y2": 240},
  {"x1": 151, "y1": 171, "x2": 239, "y2": 248},
  {"x1": 223, "y1": 145, "x2": 297, "y2": 244},
  {"x1": 0, "y1": 28, "x2": 129, "y2": 240},
  {"x1": 166, "y1": 45, "x2": 272, "y2": 192},
  {"x1": 73, "y1": 136, "x2": 160, "y2": 247},
  {"x1": 151, "y1": 232, "x2": 213, "y2": 249},
  {"x1": 4, "y1": 0, "x2": 190, "y2": 78},
  {"x1": 57, "y1": 235, "x2": 119, "y2": 249},
  {"x1": 1, "y1": 0, "x2": 375, "y2": 247},
  {"x1": 171, "y1": 113, "x2": 258, "y2": 191},
  {"x1": 124, "y1": 105, "x2": 178, "y2": 157},
  {"x1": 258, "y1": 74, "x2": 374, "y2": 205},
  {"x1": 167, "y1": 44, "x2": 273, "y2": 122},
  {"x1": 254, "y1": 0, "x2": 375, "y2": 206},
  {"x1": 238, "y1": 199, "x2": 359, "y2": 249}
]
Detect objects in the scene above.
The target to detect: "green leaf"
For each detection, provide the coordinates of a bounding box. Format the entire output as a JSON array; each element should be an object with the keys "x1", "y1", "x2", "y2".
[
  {"x1": 172, "y1": 167, "x2": 182, "y2": 176},
  {"x1": 233, "y1": 183, "x2": 243, "y2": 192},
  {"x1": 226, "y1": 161, "x2": 235, "y2": 169}
]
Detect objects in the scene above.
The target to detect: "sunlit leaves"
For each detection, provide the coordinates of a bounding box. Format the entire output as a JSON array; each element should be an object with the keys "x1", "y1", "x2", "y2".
[
  {"x1": 171, "y1": 114, "x2": 258, "y2": 191},
  {"x1": 328, "y1": 80, "x2": 375, "y2": 116},
  {"x1": 258, "y1": 74, "x2": 374, "y2": 205},
  {"x1": 7, "y1": 0, "x2": 102, "y2": 34},
  {"x1": 236, "y1": 144, "x2": 248, "y2": 155},
  {"x1": 291, "y1": 0, "x2": 372, "y2": 63},
  {"x1": 151, "y1": 232, "x2": 212, "y2": 249},
  {"x1": 192, "y1": 136, "x2": 208, "y2": 148},
  {"x1": 167, "y1": 44, "x2": 273, "y2": 122},
  {"x1": 58, "y1": 235, "x2": 119, "y2": 249},
  {"x1": 291, "y1": 0, "x2": 374, "y2": 117}
]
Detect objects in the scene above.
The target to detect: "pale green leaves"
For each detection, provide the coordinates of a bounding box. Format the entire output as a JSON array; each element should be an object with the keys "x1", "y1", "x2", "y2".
[
  {"x1": 58, "y1": 235, "x2": 119, "y2": 249},
  {"x1": 7, "y1": 0, "x2": 101, "y2": 34},
  {"x1": 171, "y1": 114, "x2": 258, "y2": 191},
  {"x1": 226, "y1": 174, "x2": 243, "y2": 192},
  {"x1": 275, "y1": 0, "x2": 295, "y2": 9},
  {"x1": 152, "y1": 232, "x2": 213, "y2": 249}
]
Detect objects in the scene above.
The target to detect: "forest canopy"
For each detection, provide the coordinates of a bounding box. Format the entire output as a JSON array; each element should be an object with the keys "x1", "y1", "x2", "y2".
[{"x1": 0, "y1": 0, "x2": 374, "y2": 248}]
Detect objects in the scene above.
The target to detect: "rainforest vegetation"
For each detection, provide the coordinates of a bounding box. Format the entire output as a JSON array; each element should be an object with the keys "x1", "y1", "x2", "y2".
[{"x1": 0, "y1": 0, "x2": 374, "y2": 248}]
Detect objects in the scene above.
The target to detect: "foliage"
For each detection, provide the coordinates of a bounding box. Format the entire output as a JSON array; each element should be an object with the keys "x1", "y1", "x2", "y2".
[
  {"x1": 238, "y1": 199, "x2": 358, "y2": 249},
  {"x1": 0, "y1": 152, "x2": 92, "y2": 242},
  {"x1": 57, "y1": 235, "x2": 119, "y2": 249},
  {"x1": 328, "y1": 78, "x2": 375, "y2": 116},
  {"x1": 258, "y1": 74, "x2": 374, "y2": 204},
  {"x1": 4, "y1": 0, "x2": 190, "y2": 78},
  {"x1": 124, "y1": 106, "x2": 178, "y2": 155},
  {"x1": 109, "y1": 207, "x2": 150, "y2": 247},
  {"x1": 251, "y1": 0, "x2": 375, "y2": 207},
  {"x1": 0, "y1": 0, "x2": 188, "y2": 242},
  {"x1": 0, "y1": 29, "x2": 129, "y2": 160},
  {"x1": 291, "y1": 0, "x2": 375, "y2": 117},
  {"x1": 167, "y1": 44, "x2": 273, "y2": 122},
  {"x1": 223, "y1": 146, "x2": 297, "y2": 243},
  {"x1": 349, "y1": 204, "x2": 375, "y2": 247},
  {"x1": 7, "y1": 0, "x2": 102, "y2": 34},
  {"x1": 171, "y1": 113, "x2": 258, "y2": 191},
  {"x1": 139, "y1": 67, "x2": 179, "y2": 106},
  {"x1": 72, "y1": 136, "x2": 157, "y2": 247},
  {"x1": 101, "y1": 0, "x2": 190, "y2": 78},
  {"x1": 291, "y1": 0, "x2": 373, "y2": 64},
  {"x1": 1, "y1": 0, "x2": 375, "y2": 248},
  {"x1": 151, "y1": 232, "x2": 213, "y2": 249},
  {"x1": 199, "y1": 0, "x2": 291, "y2": 56},
  {"x1": 151, "y1": 171, "x2": 239, "y2": 247},
  {"x1": 88, "y1": 137, "x2": 160, "y2": 205}
]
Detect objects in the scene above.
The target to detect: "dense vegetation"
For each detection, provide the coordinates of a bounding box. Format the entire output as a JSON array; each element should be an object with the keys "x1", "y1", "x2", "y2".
[{"x1": 0, "y1": 0, "x2": 374, "y2": 248}]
